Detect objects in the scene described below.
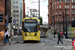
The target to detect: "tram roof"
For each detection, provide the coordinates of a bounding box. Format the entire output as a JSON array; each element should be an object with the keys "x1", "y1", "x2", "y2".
[{"x1": 22, "y1": 17, "x2": 40, "y2": 22}]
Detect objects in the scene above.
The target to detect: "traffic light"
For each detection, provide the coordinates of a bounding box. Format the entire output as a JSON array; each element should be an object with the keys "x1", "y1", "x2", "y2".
[
  {"x1": 0, "y1": 14, "x2": 3, "y2": 23},
  {"x1": 8, "y1": 17, "x2": 12, "y2": 23}
]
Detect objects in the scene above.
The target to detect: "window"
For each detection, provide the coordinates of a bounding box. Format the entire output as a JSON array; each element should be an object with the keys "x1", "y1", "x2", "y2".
[
  {"x1": 72, "y1": 11, "x2": 75, "y2": 14},
  {"x1": 74, "y1": 5, "x2": 75, "y2": 8},
  {"x1": 72, "y1": 5, "x2": 73, "y2": 8},
  {"x1": 65, "y1": 5, "x2": 69, "y2": 8},
  {"x1": 16, "y1": 14, "x2": 19, "y2": 17},
  {"x1": 67, "y1": 5, "x2": 69, "y2": 8},
  {"x1": 56, "y1": 17, "x2": 58, "y2": 21},
  {"x1": 65, "y1": 0, "x2": 67, "y2": 3},
  {"x1": 59, "y1": 5, "x2": 61, "y2": 8},
  {"x1": 16, "y1": 1, "x2": 19, "y2": 4},
  {"x1": 13, "y1": 1, "x2": 15, "y2": 4},
  {"x1": 13, "y1": 6, "x2": 15, "y2": 8},
  {"x1": 13, "y1": 15, "x2": 15, "y2": 17},
  {"x1": 16, "y1": 23, "x2": 19, "y2": 26},
  {"x1": 59, "y1": 11, "x2": 61, "y2": 14},
  {"x1": 16, "y1": 10, "x2": 19, "y2": 13},
  {"x1": 59, "y1": 17, "x2": 61, "y2": 21},
  {"x1": 72, "y1": 5, "x2": 75, "y2": 9},
  {"x1": 74, "y1": 11, "x2": 75, "y2": 14},
  {"x1": 66, "y1": 11, "x2": 69, "y2": 14},
  {"x1": 56, "y1": 0, "x2": 58, "y2": 2},
  {"x1": 16, "y1": 6, "x2": 18, "y2": 8},
  {"x1": 17, "y1": 19, "x2": 19, "y2": 22},
  {"x1": 13, "y1": 10, "x2": 16, "y2": 13},
  {"x1": 56, "y1": 5, "x2": 58, "y2": 9},
  {"x1": 65, "y1": 0, "x2": 69, "y2": 3},
  {"x1": 67, "y1": 17, "x2": 69, "y2": 21},
  {"x1": 65, "y1": 5, "x2": 66, "y2": 8},
  {"x1": 72, "y1": 11, "x2": 73, "y2": 14},
  {"x1": 59, "y1": 0, "x2": 61, "y2": 3},
  {"x1": 67, "y1": 0, "x2": 69, "y2": 3},
  {"x1": 72, "y1": 0, "x2": 73, "y2": 2},
  {"x1": 72, "y1": 17, "x2": 73, "y2": 21},
  {"x1": 74, "y1": 17, "x2": 75, "y2": 20}
]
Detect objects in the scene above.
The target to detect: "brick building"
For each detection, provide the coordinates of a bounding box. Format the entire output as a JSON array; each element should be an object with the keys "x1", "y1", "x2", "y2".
[
  {"x1": 48, "y1": 0, "x2": 75, "y2": 31},
  {"x1": 0, "y1": 0, "x2": 11, "y2": 31},
  {"x1": 0, "y1": 0, "x2": 5, "y2": 31}
]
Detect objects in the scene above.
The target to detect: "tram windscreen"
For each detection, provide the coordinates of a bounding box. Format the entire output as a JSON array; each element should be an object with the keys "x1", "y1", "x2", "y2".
[{"x1": 24, "y1": 19, "x2": 37, "y2": 32}]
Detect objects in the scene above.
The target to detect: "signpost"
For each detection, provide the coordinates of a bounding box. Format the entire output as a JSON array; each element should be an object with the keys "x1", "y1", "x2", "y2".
[{"x1": 13, "y1": 20, "x2": 16, "y2": 24}]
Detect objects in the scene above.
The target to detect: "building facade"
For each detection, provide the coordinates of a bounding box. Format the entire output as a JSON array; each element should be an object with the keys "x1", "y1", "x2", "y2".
[
  {"x1": 5, "y1": 0, "x2": 11, "y2": 16},
  {"x1": 0, "y1": 0, "x2": 5, "y2": 31},
  {"x1": 48, "y1": 0, "x2": 75, "y2": 31},
  {"x1": 11, "y1": 0, "x2": 23, "y2": 29}
]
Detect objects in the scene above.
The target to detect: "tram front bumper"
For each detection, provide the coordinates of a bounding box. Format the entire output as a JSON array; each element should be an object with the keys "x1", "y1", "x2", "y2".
[{"x1": 22, "y1": 36, "x2": 40, "y2": 41}]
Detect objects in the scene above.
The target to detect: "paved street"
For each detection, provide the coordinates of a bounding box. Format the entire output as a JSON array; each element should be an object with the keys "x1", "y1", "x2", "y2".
[{"x1": 0, "y1": 34, "x2": 72, "y2": 50}]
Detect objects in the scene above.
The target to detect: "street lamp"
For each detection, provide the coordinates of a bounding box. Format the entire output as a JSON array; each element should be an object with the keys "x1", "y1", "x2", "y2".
[
  {"x1": 65, "y1": 8, "x2": 68, "y2": 39},
  {"x1": 63, "y1": 10, "x2": 65, "y2": 35},
  {"x1": 53, "y1": 15, "x2": 55, "y2": 38},
  {"x1": 38, "y1": 0, "x2": 40, "y2": 20}
]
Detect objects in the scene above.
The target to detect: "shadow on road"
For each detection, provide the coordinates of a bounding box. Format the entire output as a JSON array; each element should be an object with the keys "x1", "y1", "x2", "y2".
[{"x1": 23, "y1": 41, "x2": 40, "y2": 43}]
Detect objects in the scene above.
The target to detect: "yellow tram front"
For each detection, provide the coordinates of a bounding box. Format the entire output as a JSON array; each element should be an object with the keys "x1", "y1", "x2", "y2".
[{"x1": 22, "y1": 17, "x2": 40, "y2": 41}]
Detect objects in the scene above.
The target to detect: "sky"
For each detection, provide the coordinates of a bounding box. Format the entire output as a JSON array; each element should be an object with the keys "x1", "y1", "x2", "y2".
[{"x1": 25, "y1": 0, "x2": 48, "y2": 24}]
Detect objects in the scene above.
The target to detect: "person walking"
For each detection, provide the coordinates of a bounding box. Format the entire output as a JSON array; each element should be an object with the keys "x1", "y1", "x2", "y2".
[
  {"x1": 17, "y1": 28, "x2": 19, "y2": 35},
  {"x1": 54, "y1": 30, "x2": 56, "y2": 38},
  {"x1": 3, "y1": 29, "x2": 11, "y2": 45},
  {"x1": 57, "y1": 30, "x2": 63, "y2": 44},
  {"x1": 0, "y1": 29, "x2": 5, "y2": 45},
  {"x1": 60, "y1": 31, "x2": 63, "y2": 39}
]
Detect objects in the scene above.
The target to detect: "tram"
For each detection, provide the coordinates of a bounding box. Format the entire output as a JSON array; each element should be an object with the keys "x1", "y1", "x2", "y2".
[
  {"x1": 40, "y1": 25, "x2": 48, "y2": 38},
  {"x1": 22, "y1": 17, "x2": 40, "y2": 41}
]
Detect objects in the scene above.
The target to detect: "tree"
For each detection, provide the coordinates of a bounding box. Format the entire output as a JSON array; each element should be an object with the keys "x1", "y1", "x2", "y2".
[{"x1": 40, "y1": 17, "x2": 43, "y2": 25}]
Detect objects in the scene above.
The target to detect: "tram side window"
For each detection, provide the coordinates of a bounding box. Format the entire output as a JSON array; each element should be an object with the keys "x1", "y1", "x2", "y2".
[{"x1": 72, "y1": 20, "x2": 75, "y2": 27}]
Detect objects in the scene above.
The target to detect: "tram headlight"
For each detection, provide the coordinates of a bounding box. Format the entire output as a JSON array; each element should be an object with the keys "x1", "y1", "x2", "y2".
[
  {"x1": 25, "y1": 33, "x2": 27, "y2": 36},
  {"x1": 34, "y1": 33, "x2": 37, "y2": 36}
]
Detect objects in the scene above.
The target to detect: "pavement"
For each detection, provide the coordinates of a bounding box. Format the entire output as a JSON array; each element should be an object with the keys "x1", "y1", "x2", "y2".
[
  {"x1": 0, "y1": 35, "x2": 20, "y2": 45},
  {"x1": 11, "y1": 35, "x2": 21, "y2": 44}
]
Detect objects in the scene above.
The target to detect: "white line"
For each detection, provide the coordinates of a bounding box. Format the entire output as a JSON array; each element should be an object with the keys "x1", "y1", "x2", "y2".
[
  {"x1": 49, "y1": 40, "x2": 56, "y2": 44},
  {"x1": 40, "y1": 43, "x2": 45, "y2": 46},
  {"x1": 42, "y1": 46, "x2": 48, "y2": 50}
]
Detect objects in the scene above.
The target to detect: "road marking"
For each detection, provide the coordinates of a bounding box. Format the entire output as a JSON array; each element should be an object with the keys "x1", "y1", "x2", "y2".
[
  {"x1": 49, "y1": 40, "x2": 56, "y2": 44},
  {"x1": 40, "y1": 43, "x2": 45, "y2": 46},
  {"x1": 42, "y1": 46, "x2": 49, "y2": 50}
]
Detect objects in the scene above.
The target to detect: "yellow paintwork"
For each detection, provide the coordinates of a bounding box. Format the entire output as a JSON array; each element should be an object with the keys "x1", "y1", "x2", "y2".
[
  {"x1": 22, "y1": 31, "x2": 40, "y2": 41},
  {"x1": 22, "y1": 17, "x2": 40, "y2": 41},
  {"x1": 22, "y1": 17, "x2": 40, "y2": 22}
]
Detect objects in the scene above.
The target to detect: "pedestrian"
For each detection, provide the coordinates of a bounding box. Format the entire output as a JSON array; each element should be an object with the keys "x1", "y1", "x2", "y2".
[
  {"x1": 3, "y1": 29, "x2": 11, "y2": 45},
  {"x1": 0, "y1": 29, "x2": 5, "y2": 45},
  {"x1": 60, "y1": 31, "x2": 63, "y2": 39},
  {"x1": 63, "y1": 32, "x2": 66, "y2": 39},
  {"x1": 17, "y1": 28, "x2": 19, "y2": 35},
  {"x1": 57, "y1": 30, "x2": 63, "y2": 44},
  {"x1": 54, "y1": 30, "x2": 56, "y2": 38}
]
